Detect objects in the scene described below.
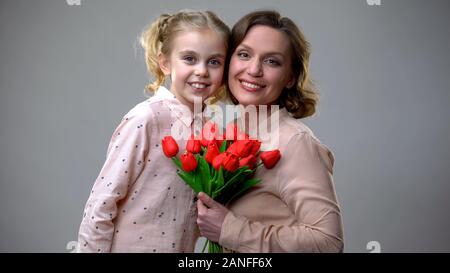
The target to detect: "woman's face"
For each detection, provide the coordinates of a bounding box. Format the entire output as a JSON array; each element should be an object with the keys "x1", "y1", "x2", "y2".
[{"x1": 228, "y1": 25, "x2": 295, "y2": 107}]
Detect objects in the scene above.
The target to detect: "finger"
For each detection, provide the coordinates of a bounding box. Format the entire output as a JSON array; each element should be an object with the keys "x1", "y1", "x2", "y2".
[
  {"x1": 197, "y1": 198, "x2": 207, "y2": 212},
  {"x1": 198, "y1": 192, "x2": 215, "y2": 208}
]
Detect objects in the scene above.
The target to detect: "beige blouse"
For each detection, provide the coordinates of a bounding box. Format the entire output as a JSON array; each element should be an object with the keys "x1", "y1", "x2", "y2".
[
  {"x1": 77, "y1": 87, "x2": 200, "y2": 253},
  {"x1": 219, "y1": 108, "x2": 344, "y2": 252}
]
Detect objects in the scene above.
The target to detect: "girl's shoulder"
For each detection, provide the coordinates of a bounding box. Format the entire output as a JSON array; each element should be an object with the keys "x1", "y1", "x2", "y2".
[
  {"x1": 123, "y1": 100, "x2": 156, "y2": 122},
  {"x1": 124, "y1": 98, "x2": 173, "y2": 121}
]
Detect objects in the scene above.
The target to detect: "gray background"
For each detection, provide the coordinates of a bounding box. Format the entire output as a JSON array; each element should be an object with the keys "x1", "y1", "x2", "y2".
[{"x1": 1, "y1": 0, "x2": 449, "y2": 252}]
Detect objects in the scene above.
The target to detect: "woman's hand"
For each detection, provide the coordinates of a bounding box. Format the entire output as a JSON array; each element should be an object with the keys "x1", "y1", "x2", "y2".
[{"x1": 196, "y1": 192, "x2": 229, "y2": 242}]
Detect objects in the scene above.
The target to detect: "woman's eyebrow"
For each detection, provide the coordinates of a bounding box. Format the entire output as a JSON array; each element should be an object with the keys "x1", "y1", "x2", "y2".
[{"x1": 238, "y1": 43, "x2": 285, "y2": 59}]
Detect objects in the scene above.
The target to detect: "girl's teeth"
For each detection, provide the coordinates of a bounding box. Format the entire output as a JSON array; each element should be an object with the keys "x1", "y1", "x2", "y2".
[
  {"x1": 242, "y1": 81, "x2": 261, "y2": 89},
  {"x1": 191, "y1": 83, "x2": 207, "y2": 89}
]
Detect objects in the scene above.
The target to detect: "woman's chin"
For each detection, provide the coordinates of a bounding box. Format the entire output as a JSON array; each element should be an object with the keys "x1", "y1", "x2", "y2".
[{"x1": 233, "y1": 95, "x2": 261, "y2": 107}]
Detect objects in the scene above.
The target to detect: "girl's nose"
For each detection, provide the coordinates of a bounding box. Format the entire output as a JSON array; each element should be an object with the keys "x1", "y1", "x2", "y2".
[{"x1": 194, "y1": 64, "x2": 208, "y2": 77}]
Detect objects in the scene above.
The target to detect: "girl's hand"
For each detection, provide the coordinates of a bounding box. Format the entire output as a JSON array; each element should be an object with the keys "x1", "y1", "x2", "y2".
[{"x1": 196, "y1": 192, "x2": 229, "y2": 242}]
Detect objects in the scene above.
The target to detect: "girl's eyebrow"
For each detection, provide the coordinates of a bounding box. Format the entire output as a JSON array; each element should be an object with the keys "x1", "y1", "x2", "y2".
[
  {"x1": 178, "y1": 50, "x2": 225, "y2": 59},
  {"x1": 178, "y1": 50, "x2": 198, "y2": 56},
  {"x1": 209, "y1": 53, "x2": 225, "y2": 59},
  {"x1": 237, "y1": 43, "x2": 285, "y2": 59}
]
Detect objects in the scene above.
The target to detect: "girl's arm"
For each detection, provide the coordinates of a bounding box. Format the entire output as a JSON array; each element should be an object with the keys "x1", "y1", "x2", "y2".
[{"x1": 77, "y1": 108, "x2": 153, "y2": 252}]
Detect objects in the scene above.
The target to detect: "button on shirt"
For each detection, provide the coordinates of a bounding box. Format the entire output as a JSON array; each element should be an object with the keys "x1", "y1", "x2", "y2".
[{"x1": 77, "y1": 87, "x2": 200, "y2": 253}]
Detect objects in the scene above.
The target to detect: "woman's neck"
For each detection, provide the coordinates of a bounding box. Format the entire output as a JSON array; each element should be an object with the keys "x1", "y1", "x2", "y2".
[{"x1": 239, "y1": 104, "x2": 281, "y2": 138}]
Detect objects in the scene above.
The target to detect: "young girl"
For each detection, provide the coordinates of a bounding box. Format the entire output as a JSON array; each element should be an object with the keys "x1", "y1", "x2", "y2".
[{"x1": 77, "y1": 10, "x2": 230, "y2": 253}]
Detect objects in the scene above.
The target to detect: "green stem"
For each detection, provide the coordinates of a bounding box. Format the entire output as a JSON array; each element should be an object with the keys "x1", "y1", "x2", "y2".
[
  {"x1": 201, "y1": 238, "x2": 208, "y2": 253},
  {"x1": 255, "y1": 162, "x2": 264, "y2": 169}
]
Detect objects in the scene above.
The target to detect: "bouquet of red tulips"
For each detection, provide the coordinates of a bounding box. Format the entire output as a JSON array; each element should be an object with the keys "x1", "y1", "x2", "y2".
[{"x1": 161, "y1": 122, "x2": 281, "y2": 253}]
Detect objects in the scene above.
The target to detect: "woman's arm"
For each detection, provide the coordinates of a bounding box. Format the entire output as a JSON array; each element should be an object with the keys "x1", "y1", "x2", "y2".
[{"x1": 200, "y1": 132, "x2": 343, "y2": 253}]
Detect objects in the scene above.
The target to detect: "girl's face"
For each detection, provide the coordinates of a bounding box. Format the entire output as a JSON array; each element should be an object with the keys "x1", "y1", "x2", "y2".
[
  {"x1": 228, "y1": 25, "x2": 295, "y2": 107},
  {"x1": 160, "y1": 29, "x2": 226, "y2": 110}
]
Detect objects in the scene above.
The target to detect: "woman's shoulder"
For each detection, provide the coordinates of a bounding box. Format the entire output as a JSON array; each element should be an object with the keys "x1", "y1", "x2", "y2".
[
  {"x1": 279, "y1": 112, "x2": 332, "y2": 155},
  {"x1": 280, "y1": 111, "x2": 317, "y2": 141}
]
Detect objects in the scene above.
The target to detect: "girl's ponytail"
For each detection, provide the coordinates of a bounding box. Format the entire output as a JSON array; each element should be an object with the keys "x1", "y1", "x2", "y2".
[{"x1": 140, "y1": 14, "x2": 172, "y2": 93}]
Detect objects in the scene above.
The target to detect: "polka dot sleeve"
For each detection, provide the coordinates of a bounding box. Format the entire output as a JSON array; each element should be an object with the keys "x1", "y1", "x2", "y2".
[{"x1": 77, "y1": 107, "x2": 155, "y2": 253}]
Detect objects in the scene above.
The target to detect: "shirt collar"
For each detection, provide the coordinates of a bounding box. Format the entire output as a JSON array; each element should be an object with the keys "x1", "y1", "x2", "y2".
[{"x1": 154, "y1": 86, "x2": 194, "y2": 128}]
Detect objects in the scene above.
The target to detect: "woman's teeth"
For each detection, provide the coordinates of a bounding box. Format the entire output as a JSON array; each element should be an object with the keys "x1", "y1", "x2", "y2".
[{"x1": 241, "y1": 81, "x2": 262, "y2": 89}]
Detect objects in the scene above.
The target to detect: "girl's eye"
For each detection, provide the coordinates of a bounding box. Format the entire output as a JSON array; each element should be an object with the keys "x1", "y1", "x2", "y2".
[
  {"x1": 208, "y1": 59, "x2": 222, "y2": 66},
  {"x1": 183, "y1": 56, "x2": 196, "y2": 64}
]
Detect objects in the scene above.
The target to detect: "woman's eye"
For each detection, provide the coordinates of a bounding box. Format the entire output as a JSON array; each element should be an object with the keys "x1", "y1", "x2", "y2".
[
  {"x1": 265, "y1": 58, "x2": 280, "y2": 66},
  {"x1": 237, "y1": 52, "x2": 250, "y2": 59}
]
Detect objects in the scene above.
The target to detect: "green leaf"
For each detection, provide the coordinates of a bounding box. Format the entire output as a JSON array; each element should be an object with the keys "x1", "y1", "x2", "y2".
[
  {"x1": 197, "y1": 156, "x2": 212, "y2": 195},
  {"x1": 213, "y1": 166, "x2": 253, "y2": 196},
  {"x1": 211, "y1": 167, "x2": 224, "y2": 199},
  {"x1": 192, "y1": 169, "x2": 203, "y2": 193},
  {"x1": 217, "y1": 167, "x2": 224, "y2": 188},
  {"x1": 171, "y1": 157, "x2": 182, "y2": 169},
  {"x1": 177, "y1": 172, "x2": 201, "y2": 193},
  {"x1": 226, "y1": 178, "x2": 262, "y2": 204},
  {"x1": 219, "y1": 140, "x2": 228, "y2": 153}
]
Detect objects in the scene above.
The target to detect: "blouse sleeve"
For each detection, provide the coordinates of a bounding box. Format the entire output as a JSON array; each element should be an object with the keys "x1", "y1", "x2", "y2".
[
  {"x1": 77, "y1": 108, "x2": 153, "y2": 253},
  {"x1": 219, "y1": 132, "x2": 344, "y2": 252}
]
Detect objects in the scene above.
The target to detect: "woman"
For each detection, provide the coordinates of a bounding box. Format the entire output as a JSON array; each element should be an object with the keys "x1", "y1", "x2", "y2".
[{"x1": 196, "y1": 10, "x2": 344, "y2": 252}]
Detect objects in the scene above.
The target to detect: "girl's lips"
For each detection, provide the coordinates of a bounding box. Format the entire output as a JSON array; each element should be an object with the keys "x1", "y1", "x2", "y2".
[{"x1": 188, "y1": 82, "x2": 210, "y2": 91}]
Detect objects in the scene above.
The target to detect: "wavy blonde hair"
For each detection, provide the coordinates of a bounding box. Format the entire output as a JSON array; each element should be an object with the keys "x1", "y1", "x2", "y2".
[
  {"x1": 226, "y1": 10, "x2": 319, "y2": 119},
  {"x1": 140, "y1": 10, "x2": 230, "y2": 97}
]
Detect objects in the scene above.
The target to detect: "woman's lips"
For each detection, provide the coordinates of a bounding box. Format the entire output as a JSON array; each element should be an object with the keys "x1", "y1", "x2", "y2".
[{"x1": 239, "y1": 79, "x2": 265, "y2": 92}]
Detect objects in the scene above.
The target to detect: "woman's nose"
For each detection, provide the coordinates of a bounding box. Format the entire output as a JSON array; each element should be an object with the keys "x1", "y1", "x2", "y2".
[{"x1": 247, "y1": 59, "x2": 263, "y2": 77}]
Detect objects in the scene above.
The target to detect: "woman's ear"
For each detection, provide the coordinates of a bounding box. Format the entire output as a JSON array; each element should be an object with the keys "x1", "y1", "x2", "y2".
[
  {"x1": 286, "y1": 75, "x2": 296, "y2": 89},
  {"x1": 158, "y1": 53, "x2": 171, "y2": 76}
]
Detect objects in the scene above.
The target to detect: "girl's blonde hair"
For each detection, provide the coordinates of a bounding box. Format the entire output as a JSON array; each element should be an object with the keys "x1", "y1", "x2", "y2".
[
  {"x1": 227, "y1": 10, "x2": 319, "y2": 119},
  {"x1": 140, "y1": 10, "x2": 230, "y2": 95}
]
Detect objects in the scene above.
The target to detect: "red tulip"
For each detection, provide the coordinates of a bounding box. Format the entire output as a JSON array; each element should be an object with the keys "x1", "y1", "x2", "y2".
[
  {"x1": 236, "y1": 139, "x2": 253, "y2": 158},
  {"x1": 204, "y1": 140, "x2": 220, "y2": 164},
  {"x1": 239, "y1": 154, "x2": 257, "y2": 169},
  {"x1": 226, "y1": 141, "x2": 239, "y2": 156},
  {"x1": 249, "y1": 140, "x2": 261, "y2": 155},
  {"x1": 186, "y1": 134, "x2": 201, "y2": 154},
  {"x1": 260, "y1": 150, "x2": 281, "y2": 169},
  {"x1": 224, "y1": 123, "x2": 239, "y2": 141},
  {"x1": 201, "y1": 121, "x2": 218, "y2": 147},
  {"x1": 180, "y1": 152, "x2": 198, "y2": 172},
  {"x1": 222, "y1": 152, "x2": 239, "y2": 172},
  {"x1": 212, "y1": 153, "x2": 227, "y2": 171},
  {"x1": 161, "y1": 136, "x2": 179, "y2": 158}
]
